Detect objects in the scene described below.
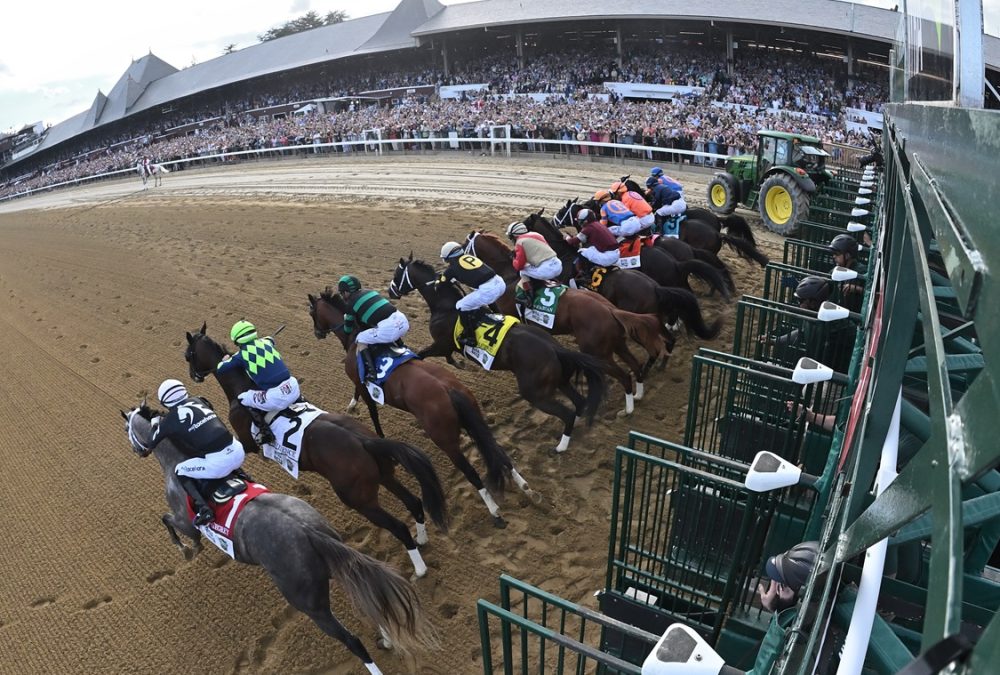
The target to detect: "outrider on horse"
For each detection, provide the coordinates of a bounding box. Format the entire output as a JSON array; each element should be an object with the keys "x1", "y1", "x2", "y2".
[
  {"x1": 308, "y1": 288, "x2": 538, "y2": 528},
  {"x1": 123, "y1": 403, "x2": 434, "y2": 675},
  {"x1": 389, "y1": 255, "x2": 607, "y2": 453},
  {"x1": 185, "y1": 323, "x2": 447, "y2": 578}
]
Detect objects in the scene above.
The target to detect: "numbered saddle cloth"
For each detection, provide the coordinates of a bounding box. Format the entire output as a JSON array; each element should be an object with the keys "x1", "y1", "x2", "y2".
[
  {"x1": 356, "y1": 344, "x2": 420, "y2": 386},
  {"x1": 516, "y1": 284, "x2": 568, "y2": 330},
  {"x1": 585, "y1": 266, "x2": 617, "y2": 291},
  {"x1": 453, "y1": 314, "x2": 519, "y2": 370},
  {"x1": 255, "y1": 401, "x2": 325, "y2": 479},
  {"x1": 187, "y1": 481, "x2": 269, "y2": 559},
  {"x1": 658, "y1": 214, "x2": 685, "y2": 237},
  {"x1": 617, "y1": 238, "x2": 645, "y2": 269}
]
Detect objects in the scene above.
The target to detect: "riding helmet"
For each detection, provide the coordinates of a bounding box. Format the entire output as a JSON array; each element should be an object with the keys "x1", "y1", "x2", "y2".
[
  {"x1": 230, "y1": 320, "x2": 257, "y2": 345},
  {"x1": 645, "y1": 176, "x2": 659, "y2": 189},
  {"x1": 593, "y1": 189, "x2": 613, "y2": 203},
  {"x1": 576, "y1": 208, "x2": 593, "y2": 223},
  {"x1": 506, "y1": 222, "x2": 528, "y2": 240},
  {"x1": 829, "y1": 234, "x2": 860, "y2": 255},
  {"x1": 609, "y1": 180, "x2": 627, "y2": 195},
  {"x1": 440, "y1": 241, "x2": 464, "y2": 259},
  {"x1": 765, "y1": 541, "x2": 820, "y2": 592},
  {"x1": 650, "y1": 167, "x2": 664, "y2": 177},
  {"x1": 794, "y1": 276, "x2": 833, "y2": 303},
  {"x1": 338, "y1": 275, "x2": 362, "y2": 295},
  {"x1": 157, "y1": 378, "x2": 188, "y2": 408}
]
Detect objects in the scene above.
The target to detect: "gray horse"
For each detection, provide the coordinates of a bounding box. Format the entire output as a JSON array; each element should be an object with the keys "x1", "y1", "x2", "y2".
[{"x1": 122, "y1": 402, "x2": 433, "y2": 674}]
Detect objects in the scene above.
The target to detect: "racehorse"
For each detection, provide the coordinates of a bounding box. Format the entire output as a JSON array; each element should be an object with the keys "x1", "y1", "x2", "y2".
[
  {"x1": 389, "y1": 256, "x2": 607, "y2": 453},
  {"x1": 619, "y1": 179, "x2": 769, "y2": 267},
  {"x1": 185, "y1": 324, "x2": 447, "y2": 577},
  {"x1": 527, "y1": 209, "x2": 732, "y2": 301},
  {"x1": 464, "y1": 232, "x2": 668, "y2": 411},
  {"x1": 136, "y1": 160, "x2": 169, "y2": 188},
  {"x1": 122, "y1": 403, "x2": 433, "y2": 674},
  {"x1": 552, "y1": 199, "x2": 736, "y2": 294},
  {"x1": 308, "y1": 289, "x2": 537, "y2": 527},
  {"x1": 517, "y1": 215, "x2": 723, "y2": 342}
]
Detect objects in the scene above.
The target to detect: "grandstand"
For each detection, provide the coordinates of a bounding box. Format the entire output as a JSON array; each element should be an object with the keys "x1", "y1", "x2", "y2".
[{"x1": 2, "y1": 0, "x2": 999, "y2": 195}]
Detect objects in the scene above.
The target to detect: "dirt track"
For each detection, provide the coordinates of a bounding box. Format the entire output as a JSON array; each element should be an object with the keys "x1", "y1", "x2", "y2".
[{"x1": 0, "y1": 155, "x2": 781, "y2": 674}]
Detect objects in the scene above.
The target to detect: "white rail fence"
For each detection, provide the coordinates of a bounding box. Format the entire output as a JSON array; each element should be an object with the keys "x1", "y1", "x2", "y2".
[{"x1": 0, "y1": 133, "x2": 863, "y2": 203}]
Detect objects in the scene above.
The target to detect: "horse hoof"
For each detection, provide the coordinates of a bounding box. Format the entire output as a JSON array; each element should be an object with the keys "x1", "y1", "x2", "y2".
[
  {"x1": 617, "y1": 409, "x2": 632, "y2": 418},
  {"x1": 411, "y1": 571, "x2": 427, "y2": 582},
  {"x1": 377, "y1": 637, "x2": 393, "y2": 650},
  {"x1": 527, "y1": 489, "x2": 543, "y2": 505},
  {"x1": 492, "y1": 516, "x2": 508, "y2": 529}
]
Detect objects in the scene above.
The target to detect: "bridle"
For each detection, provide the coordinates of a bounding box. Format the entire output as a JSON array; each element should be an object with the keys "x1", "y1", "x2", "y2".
[
  {"x1": 186, "y1": 333, "x2": 219, "y2": 382},
  {"x1": 390, "y1": 261, "x2": 436, "y2": 298},
  {"x1": 310, "y1": 297, "x2": 345, "y2": 337},
  {"x1": 125, "y1": 408, "x2": 152, "y2": 457}
]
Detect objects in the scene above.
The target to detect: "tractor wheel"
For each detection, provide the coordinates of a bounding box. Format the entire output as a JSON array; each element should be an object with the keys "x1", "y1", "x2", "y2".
[
  {"x1": 759, "y1": 173, "x2": 809, "y2": 235},
  {"x1": 707, "y1": 173, "x2": 738, "y2": 214}
]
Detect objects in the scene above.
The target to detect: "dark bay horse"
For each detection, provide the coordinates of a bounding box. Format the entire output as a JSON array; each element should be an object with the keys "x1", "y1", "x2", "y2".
[
  {"x1": 389, "y1": 257, "x2": 607, "y2": 453},
  {"x1": 539, "y1": 206, "x2": 732, "y2": 299},
  {"x1": 620, "y1": 179, "x2": 770, "y2": 267},
  {"x1": 185, "y1": 324, "x2": 447, "y2": 578},
  {"x1": 465, "y1": 231, "x2": 668, "y2": 411},
  {"x1": 517, "y1": 216, "x2": 723, "y2": 343},
  {"x1": 123, "y1": 404, "x2": 433, "y2": 673},
  {"x1": 308, "y1": 289, "x2": 537, "y2": 527}
]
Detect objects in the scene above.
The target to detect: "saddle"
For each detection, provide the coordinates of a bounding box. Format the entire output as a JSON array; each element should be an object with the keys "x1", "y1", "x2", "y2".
[{"x1": 193, "y1": 469, "x2": 252, "y2": 505}]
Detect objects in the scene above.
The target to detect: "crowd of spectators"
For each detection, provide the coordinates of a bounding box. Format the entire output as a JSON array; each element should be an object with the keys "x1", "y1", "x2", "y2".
[{"x1": 0, "y1": 43, "x2": 887, "y2": 198}]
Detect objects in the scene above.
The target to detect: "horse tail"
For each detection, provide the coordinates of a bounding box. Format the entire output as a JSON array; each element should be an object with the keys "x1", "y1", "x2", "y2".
[
  {"x1": 448, "y1": 388, "x2": 511, "y2": 495},
  {"x1": 362, "y1": 437, "x2": 448, "y2": 531},
  {"x1": 676, "y1": 259, "x2": 733, "y2": 302},
  {"x1": 611, "y1": 309, "x2": 667, "y2": 360},
  {"x1": 554, "y1": 346, "x2": 607, "y2": 425},
  {"x1": 721, "y1": 234, "x2": 770, "y2": 268},
  {"x1": 721, "y1": 214, "x2": 757, "y2": 247},
  {"x1": 655, "y1": 286, "x2": 722, "y2": 340},
  {"x1": 306, "y1": 524, "x2": 437, "y2": 653}
]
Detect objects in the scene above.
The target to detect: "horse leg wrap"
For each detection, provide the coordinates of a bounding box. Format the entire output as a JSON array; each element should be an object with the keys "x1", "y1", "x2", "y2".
[
  {"x1": 556, "y1": 434, "x2": 571, "y2": 453},
  {"x1": 365, "y1": 662, "x2": 384, "y2": 674},
  {"x1": 414, "y1": 522, "x2": 428, "y2": 545},
  {"x1": 510, "y1": 468, "x2": 530, "y2": 492},
  {"x1": 625, "y1": 393, "x2": 635, "y2": 415},
  {"x1": 635, "y1": 381, "x2": 645, "y2": 400},
  {"x1": 407, "y1": 548, "x2": 428, "y2": 578},
  {"x1": 478, "y1": 488, "x2": 501, "y2": 517}
]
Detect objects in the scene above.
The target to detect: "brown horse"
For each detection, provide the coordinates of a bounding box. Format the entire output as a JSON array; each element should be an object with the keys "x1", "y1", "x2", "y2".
[
  {"x1": 389, "y1": 257, "x2": 607, "y2": 453},
  {"x1": 308, "y1": 289, "x2": 537, "y2": 528},
  {"x1": 464, "y1": 231, "x2": 668, "y2": 412},
  {"x1": 184, "y1": 324, "x2": 447, "y2": 577},
  {"x1": 502, "y1": 217, "x2": 723, "y2": 344}
]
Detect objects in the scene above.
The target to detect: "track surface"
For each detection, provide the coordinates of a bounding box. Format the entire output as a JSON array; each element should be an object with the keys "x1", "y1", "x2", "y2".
[{"x1": 0, "y1": 155, "x2": 780, "y2": 674}]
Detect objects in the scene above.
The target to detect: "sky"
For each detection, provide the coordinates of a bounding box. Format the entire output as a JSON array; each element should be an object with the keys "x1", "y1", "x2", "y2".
[{"x1": 1, "y1": 0, "x2": 997, "y2": 134}]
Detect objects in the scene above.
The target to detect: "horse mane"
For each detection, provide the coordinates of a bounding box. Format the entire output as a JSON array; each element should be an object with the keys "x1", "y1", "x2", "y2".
[
  {"x1": 319, "y1": 286, "x2": 348, "y2": 311},
  {"x1": 476, "y1": 231, "x2": 510, "y2": 251}
]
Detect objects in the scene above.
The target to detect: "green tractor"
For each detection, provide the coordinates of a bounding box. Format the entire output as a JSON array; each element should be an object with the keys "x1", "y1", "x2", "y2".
[{"x1": 707, "y1": 130, "x2": 832, "y2": 235}]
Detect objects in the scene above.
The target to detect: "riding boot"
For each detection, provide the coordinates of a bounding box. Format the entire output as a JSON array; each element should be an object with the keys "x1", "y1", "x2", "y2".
[
  {"x1": 654, "y1": 213, "x2": 666, "y2": 234},
  {"x1": 458, "y1": 312, "x2": 478, "y2": 347},
  {"x1": 177, "y1": 475, "x2": 214, "y2": 526},
  {"x1": 246, "y1": 407, "x2": 275, "y2": 446},
  {"x1": 359, "y1": 345, "x2": 378, "y2": 381}
]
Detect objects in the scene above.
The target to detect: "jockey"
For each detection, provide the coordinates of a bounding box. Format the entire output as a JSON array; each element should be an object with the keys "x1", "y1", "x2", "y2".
[
  {"x1": 594, "y1": 190, "x2": 644, "y2": 239},
  {"x1": 338, "y1": 275, "x2": 410, "y2": 380},
  {"x1": 646, "y1": 176, "x2": 688, "y2": 237},
  {"x1": 218, "y1": 320, "x2": 301, "y2": 446},
  {"x1": 610, "y1": 181, "x2": 655, "y2": 234},
  {"x1": 149, "y1": 379, "x2": 246, "y2": 526},
  {"x1": 650, "y1": 166, "x2": 684, "y2": 193},
  {"x1": 506, "y1": 222, "x2": 563, "y2": 303},
  {"x1": 563, "y1": 208, "x2": 620, "y2": 273},
  {"x1": 440, "y1": 242, "x2": 506, "y2": 346}
]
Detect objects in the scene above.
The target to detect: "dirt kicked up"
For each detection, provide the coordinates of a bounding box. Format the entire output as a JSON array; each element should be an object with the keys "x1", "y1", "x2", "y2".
[{"x1": 0, "y1": 155, "x2": 783, "y2": 674}]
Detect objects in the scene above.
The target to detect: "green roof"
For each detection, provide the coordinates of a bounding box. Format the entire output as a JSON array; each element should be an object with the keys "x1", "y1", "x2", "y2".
[{"x1": 758, "y1": 130, "x2": 823, "y2": 144}]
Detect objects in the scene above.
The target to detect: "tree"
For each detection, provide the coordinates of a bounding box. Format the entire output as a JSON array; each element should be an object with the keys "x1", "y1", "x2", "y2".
[
  {"x1": 223, "y1": 43, "x2": 236, "y2": 55},
  {"x1": 258, "y1": 10, "x2": 348, "y2": 42}
]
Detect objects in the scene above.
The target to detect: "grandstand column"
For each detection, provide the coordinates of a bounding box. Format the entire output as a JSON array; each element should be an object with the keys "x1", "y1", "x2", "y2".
[
  {"x1": 847, "y1": 39, "x2": 854, "y2": 77},
  {"x1": 441, "y1": 37, "x2": 450, "y2": 77},
  {"x1": 726, "y1": 29, "x2": 735, "y2": 77},
  {"x1": 516, "y1": 27, "x2": 524, "y2": 69},
  {"x1": 616, "y1": 24, "x2": 624, "y2": 68}
]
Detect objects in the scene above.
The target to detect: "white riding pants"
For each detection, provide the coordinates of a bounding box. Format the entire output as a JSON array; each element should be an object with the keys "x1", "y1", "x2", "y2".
[
  {"x1": 355, "y1": 310, "x2": 409, "y2": 346},
  {"x1": 238, "y1": 376, "x2": 301, "y2": 412},
  {"x1": 455, "y1": 275, "x2": 506, "y2": 311},
  {"x1": 519, "y1": 257, "x2": 563, "y2": 281},
  {"x1": 655, "y1": 197, "x2": 687, "y2": 217},
  {"x1": 175, "y1": 439, "x2": 246, "y2": 480},
  {"x1": 608, "y1": 216, "x2": 644, "y2": 238},
  {"x1": 581, "y1": 247, "x2": 621, "y2": 267}
]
